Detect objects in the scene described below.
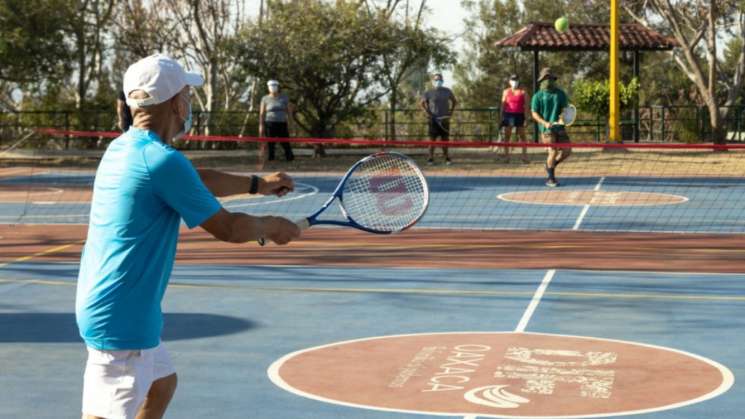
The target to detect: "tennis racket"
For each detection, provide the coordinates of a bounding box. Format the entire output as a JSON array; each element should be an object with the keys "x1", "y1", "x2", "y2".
[
  {"x1": 258, "y1": 152, "x2": 429, "y2": 245},
  {"x1": 559, "y1": 104, "x2": 577, "y2": 127},
  {"x1": 433, "y1": 115, "x2": 450, "y2": 134}
]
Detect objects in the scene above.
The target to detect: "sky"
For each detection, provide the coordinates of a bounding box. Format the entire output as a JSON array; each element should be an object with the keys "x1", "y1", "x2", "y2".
[
  {"x1": 242, "y1": 0, "x2": 471, "y2": 85},
  {"x1": 419, "y1": 0, "x2": 471, "y2": 83}
]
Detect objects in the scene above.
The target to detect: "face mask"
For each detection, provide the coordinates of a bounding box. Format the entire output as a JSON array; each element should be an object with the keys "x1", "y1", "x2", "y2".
[
  {"x1": 269, "y1": 85, "x2": 279, "y2": 93},
  {"x1": 509, "y1": 80, "x2": 519, "y2": 88},
  {"x1": 434, "y1": 80, "x2": 444, "y2": 88},
  {"x1": 175, "y1": 101, "x2": 192, "y2": 140}
]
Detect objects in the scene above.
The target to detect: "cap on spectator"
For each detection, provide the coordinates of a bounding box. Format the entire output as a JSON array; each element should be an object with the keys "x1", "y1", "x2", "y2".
[
  {"x1": 537, "y1": 67, "x2": 557, "y2": 82},
  {"x1": 267, "y1": 80, "x2": 280, "y2": 87},
  {"x1": 123, "y1": 54, "x2": 204, "y2": 108}
]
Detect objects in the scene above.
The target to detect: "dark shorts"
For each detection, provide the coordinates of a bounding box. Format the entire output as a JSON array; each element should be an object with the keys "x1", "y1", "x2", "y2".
[
  {"x1": 501, "y1": 112, "x2": 525, "y2": 128},
  {"x1": 265, "y1": 121, "x2": 289, "y2": 138},
  {"x1": 540, "y1": 127, "x2": 571, "y2": 145},
  {"x1": 264, "y1": 122, "x2": 293, "y2": 160},
  {"x1": 428, "y1": 118, "x2": 450, "y2": 140}
]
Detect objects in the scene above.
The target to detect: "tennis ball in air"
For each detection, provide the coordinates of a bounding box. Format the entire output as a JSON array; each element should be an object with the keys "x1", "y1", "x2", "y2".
[{"x1": 555, "y1": 16, "x2": 569, "y2": 33}]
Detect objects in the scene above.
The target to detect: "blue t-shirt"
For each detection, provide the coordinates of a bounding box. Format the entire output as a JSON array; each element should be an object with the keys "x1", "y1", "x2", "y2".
[{"x1": 76, "y1": 127, "x2": 221, "y2": 350}]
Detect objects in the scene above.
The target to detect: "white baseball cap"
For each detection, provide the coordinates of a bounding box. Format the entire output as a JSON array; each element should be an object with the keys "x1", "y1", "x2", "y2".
[
  {"x1": 123, "y1": 54, "x2": 204, "y2": 108},
  {"x1": 267, "y1": 80, "x2": 279, "y2": 87}
]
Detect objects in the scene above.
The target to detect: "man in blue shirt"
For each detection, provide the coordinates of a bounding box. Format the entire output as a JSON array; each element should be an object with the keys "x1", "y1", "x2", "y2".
[{"x1": 76, "y1": 54, "x2": 300, "y2": 419}]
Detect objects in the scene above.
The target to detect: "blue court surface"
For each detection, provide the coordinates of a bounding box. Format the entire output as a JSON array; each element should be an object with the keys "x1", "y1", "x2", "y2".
[
  {"x1": 4, "y1": 170, "x2": 745, "y2": 233},
  {"x1": 2, "y1": 167, "x2": 745, "y2": 418}
]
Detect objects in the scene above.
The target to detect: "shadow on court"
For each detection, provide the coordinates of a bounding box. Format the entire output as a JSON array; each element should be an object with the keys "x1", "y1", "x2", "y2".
[{"x1": 0, "y1": 312, "x2": 256, "y2": 343}]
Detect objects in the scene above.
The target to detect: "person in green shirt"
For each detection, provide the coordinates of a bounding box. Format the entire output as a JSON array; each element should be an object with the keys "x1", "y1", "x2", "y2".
[{"x1": 531, "y1": 68, "x2": 572, "y2": 187}]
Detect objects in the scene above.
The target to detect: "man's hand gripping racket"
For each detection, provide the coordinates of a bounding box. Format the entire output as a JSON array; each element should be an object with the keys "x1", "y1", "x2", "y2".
[
  {"x1": 551, "y1": 104, "x2": 577, "y2": 127},
  {"x1": 259, "y1": 152, "x2": 429, "y2": 245}
]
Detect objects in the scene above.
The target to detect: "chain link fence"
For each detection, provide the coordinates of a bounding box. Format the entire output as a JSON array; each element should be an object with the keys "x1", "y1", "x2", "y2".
[{"x1": 3, "y1": 106, "x2": 745, "y2": 150}]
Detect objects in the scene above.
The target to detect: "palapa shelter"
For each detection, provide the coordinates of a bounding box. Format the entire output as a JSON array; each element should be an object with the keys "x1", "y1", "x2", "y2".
[{"x1": 494, "y1": 22, "x2": 679, "y2": 140}]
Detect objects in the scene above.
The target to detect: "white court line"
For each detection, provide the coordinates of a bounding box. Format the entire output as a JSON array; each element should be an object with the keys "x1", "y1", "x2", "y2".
[
  {"x1": 514, "y1": 176, "x2": 605, "y2": 335},
  {"x1": 572, "y1": 176, "x2": 605, "y2": 230},
  {"x1": 514, "y1": 269, "x2": 556, "y2": 333},
  {"x1": 464, "y1": 179, "x2": 608, "y2": 418}
]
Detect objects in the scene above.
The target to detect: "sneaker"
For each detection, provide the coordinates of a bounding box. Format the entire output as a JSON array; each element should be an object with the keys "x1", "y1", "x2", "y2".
[
  {"x1": 445, "y1": 158, "x2": 452, "y2": 166},
  {"x1": 427, "y1": 158, "x2": 434, "y2": 165},
  {"x1": 545, "y1": 179, "x2": 560, "y2": 188}
]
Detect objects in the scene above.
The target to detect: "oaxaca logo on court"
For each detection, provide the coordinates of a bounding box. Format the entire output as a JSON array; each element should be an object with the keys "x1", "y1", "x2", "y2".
[{"x1": 268, "y1": 332, "x2": 733, "y2": 418}]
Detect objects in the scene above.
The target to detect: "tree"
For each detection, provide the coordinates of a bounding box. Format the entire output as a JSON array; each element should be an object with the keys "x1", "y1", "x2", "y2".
[
  {"x1": 63, "y1": 0, "x2": 116, "y2": 111},
  {"x1": 625, "y1": 0, "x2": 745, "y2": 143},
  {"x1": 573, "y1": 78, "x2": 639, "y2": 119},
  {"x1": 233, "y1": 0, "x2": 399, "y2": 154},
  {"x1": 0, "y1": 0, "x2": 70, "y2": 84},
  {"x1": 0, "y1": 0, "x2": 71, "y2": 110},
  {"x1": 456, "y1": 0, "x2": 614, "y2": 108},
  {"x1": 115, "y1": 0, "x2": 248, "y2": 140},
  {"x1": 455, "y1": 0, "x2": 525, "y2": 107},
  {"x1": 161, "y1": 0, "x2": 247, "y2": 115},
  {"x1": 363, "y1": 0, "x2": 454, "y2": 139}
]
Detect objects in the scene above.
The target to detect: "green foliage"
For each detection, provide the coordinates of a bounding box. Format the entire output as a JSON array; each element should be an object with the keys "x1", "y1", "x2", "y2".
[
  {"x1": 232, "y1": 0, "x2": 447, "y2": 137},
  {"x1": 0, "y1": 0, "x2": 71, "y2": 83},
  {"x1": 380, "y1": 21, "x2": 454, "y2": 110},
  {"x1": 455, "y1": 0, "x2": 614, "y2": 108},
  {"x1": 572, "y1": 78, "x2": 639, "y2": 118},
  {"x1": 722, "y1": 37, "x2": 744, "y2": 106}
]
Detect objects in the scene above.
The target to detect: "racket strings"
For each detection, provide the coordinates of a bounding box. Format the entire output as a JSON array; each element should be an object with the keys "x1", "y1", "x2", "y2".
[{"x1": 342, "y1": 154, "x2": 428, "y2": 232}]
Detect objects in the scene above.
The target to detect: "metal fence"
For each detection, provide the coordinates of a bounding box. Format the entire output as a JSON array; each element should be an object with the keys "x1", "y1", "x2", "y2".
[{"x1": 3, "y1": 105, "x2": 745, "y2": 150}]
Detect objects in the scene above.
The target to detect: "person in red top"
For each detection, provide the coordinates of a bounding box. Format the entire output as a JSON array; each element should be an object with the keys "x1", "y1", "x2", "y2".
[{"x1": 499, "y1": 74, "x2": 531, "y2": 163}]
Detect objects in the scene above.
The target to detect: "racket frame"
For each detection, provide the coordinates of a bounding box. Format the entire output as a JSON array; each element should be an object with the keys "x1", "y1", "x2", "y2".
[
  {"x1": 301, "y1": 151, "x2": 429, "y2": 234},
  {"x1": 561, "y1": 104, "x2": 577, "y2": 127},
  {"x1": 433, "y1": 115, "x2": 450, "y2": 134}
]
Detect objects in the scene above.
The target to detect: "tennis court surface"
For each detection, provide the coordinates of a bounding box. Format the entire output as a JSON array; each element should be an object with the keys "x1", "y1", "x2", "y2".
[{"x1": 2, "y1": 141, "x2": 745, "y2": 418}]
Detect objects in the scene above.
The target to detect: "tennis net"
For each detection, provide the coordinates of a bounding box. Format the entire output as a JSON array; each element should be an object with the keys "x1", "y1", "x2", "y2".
[{"x1": 3, "y1": 131, "x2": 745, "y2": 234}]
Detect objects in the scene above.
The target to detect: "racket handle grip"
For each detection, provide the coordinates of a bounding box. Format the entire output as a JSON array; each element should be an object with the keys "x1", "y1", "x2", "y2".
[
  {"x1": 295, "y1": 218, "x2": 311, "y2": 230},
  {"x1": 257, "y1": 218, "x2": 311, "y2": 246}
]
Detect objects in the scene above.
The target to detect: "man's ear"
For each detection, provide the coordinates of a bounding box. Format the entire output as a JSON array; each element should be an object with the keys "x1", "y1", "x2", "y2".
[{"x1": 170, "y1": 93, "x2": 184, "y2": 116}]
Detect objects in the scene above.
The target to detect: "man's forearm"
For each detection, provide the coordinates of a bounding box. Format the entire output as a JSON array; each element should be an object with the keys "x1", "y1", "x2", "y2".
[
  {"x1": 197, "y1": 169, "x2": 252, "y2": 197},
  {"x1": 420, "y1": 101, "x2": 431, "y2": 116},
  {"x1": 531, "y1": 112, "x2": 547, "y2": 126},
  {"x1": 226, "y1": 212, "x2": 265, "y2": 243}
]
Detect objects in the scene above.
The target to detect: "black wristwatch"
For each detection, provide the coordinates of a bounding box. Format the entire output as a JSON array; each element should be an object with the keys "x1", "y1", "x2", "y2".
[{"x1": 249, "y1": 175, "x2": 260, "y2": 194}]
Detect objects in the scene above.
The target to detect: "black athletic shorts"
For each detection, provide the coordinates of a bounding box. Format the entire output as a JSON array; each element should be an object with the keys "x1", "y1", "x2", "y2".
[
  {"x1": 428, "y1": 118, "x2": 450, "y2": 139},
  {"x1": 501, "y1": 112, "x2": 525, "y2": 128}
]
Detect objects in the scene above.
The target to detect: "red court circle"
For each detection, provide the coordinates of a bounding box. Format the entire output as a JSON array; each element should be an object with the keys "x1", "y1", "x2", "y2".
[
  {"x1": 268, "y1": 332, "x2": 733, "y2": 418},
  {"x1": 498, "y1": 190, "x2": 688, "y2": 206}
]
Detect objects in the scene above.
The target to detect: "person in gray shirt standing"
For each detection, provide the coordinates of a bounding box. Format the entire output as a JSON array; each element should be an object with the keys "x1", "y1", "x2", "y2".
[
  {"x1": 259, "y1": 80, "x2": 294, "y2": 162},
  {"x1": 420, "y1": 73, "x2": 457, "y2": 165}
]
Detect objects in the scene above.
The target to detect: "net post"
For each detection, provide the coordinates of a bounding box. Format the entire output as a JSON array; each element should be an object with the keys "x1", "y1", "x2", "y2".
[{"x1": 609, "y1": 0, "x2": 621, "y2": 142}]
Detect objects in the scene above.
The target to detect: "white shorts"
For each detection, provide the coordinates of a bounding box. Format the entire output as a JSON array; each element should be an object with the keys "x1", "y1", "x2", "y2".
[{"x1": 82, "y1": 343, "x2": 175, "y2": 419}]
